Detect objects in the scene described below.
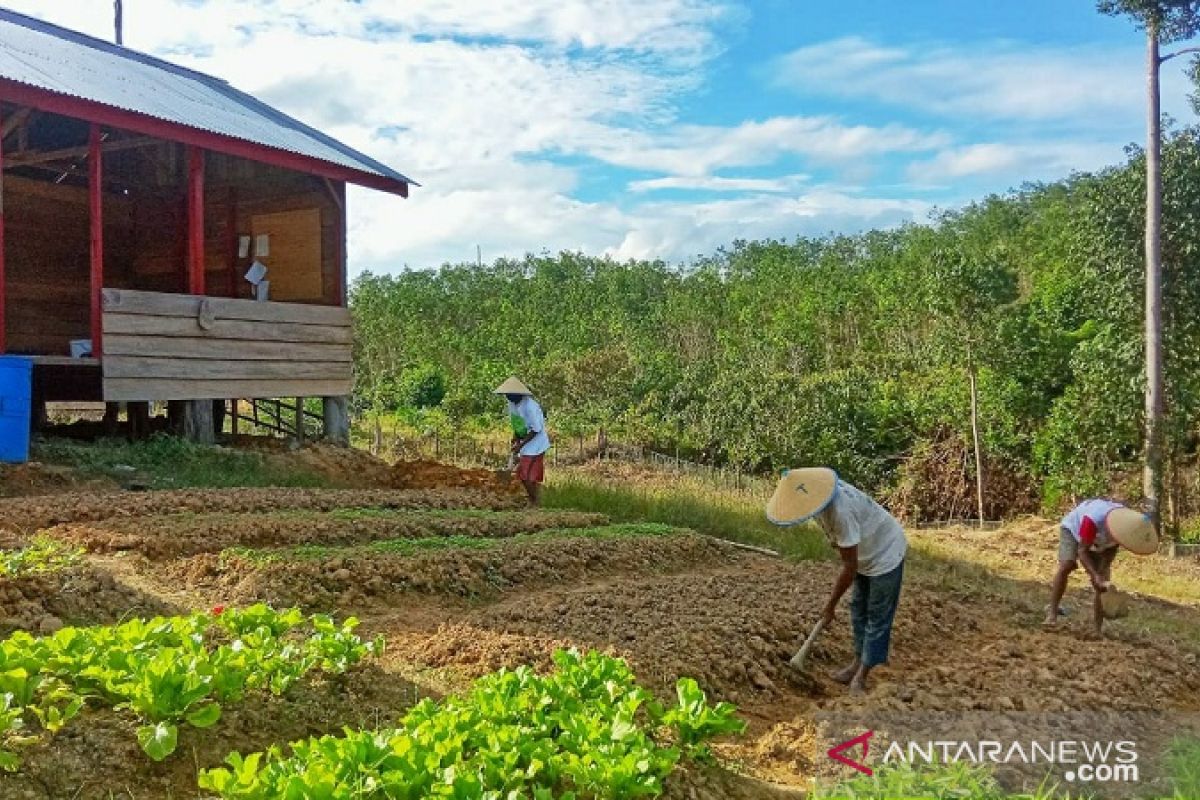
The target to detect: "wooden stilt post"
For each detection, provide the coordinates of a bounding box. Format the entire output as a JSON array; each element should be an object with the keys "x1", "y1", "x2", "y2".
[
  {"x1": 182, "y1": 400, "x2": 214, "y2": 445},
  {"x1": 322, "y1": 396, "x2": 349, "y2": 446}
]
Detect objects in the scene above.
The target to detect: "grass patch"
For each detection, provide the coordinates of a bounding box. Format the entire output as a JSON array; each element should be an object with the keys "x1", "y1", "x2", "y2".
[
  {"x1": 544, "y1": 473, "x2": 828, "y2": 560},
  {"x1": 223, "y1": 522, "x2": 686, "y2": 564},
  {"x1": 0, "y1": 535, "x2": 83, "y2": 577},
  {"x1": 35, "y1": 435, "x2": 331, "y2": 490},
  {"x1": 815, "y1": 760, "x2": 1076, "y2": 799},
  {"x1": 1167, "y1": 737, "x2": 1200, "y2": 798}
]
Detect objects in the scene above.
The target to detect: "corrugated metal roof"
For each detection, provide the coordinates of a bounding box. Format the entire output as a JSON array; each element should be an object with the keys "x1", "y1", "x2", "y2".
[{"x1": 0, "y1": 7, "x2": 414, "y2": 190}]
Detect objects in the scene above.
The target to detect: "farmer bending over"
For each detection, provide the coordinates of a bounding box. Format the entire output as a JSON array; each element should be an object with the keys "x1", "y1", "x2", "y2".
[
  {"x1": 494, "y1": 377, "x2": 551, "y2": 507},
  {"x1": 767, "y1": 468, "x2": 907, "y2": 694},
  {"x1": 1045, "y1": 499, "x2": 1157, "y2": 635}
]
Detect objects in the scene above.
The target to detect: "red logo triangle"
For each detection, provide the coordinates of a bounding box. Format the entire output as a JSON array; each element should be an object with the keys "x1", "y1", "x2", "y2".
[{"x1": 827, "y1": 730, "x2": 874, "y2": 776}]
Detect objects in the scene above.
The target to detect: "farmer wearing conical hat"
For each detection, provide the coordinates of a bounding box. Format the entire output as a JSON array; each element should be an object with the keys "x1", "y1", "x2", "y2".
[
  {"x1": 766, "y1": 468, "x2": 907, "y2": 694},
  {"x1": 494, "y1": 378, "x2": 551, "y2": 507},
  {"x1": 1045, "y1": 500, "x2": 1157, "y2": 635}
]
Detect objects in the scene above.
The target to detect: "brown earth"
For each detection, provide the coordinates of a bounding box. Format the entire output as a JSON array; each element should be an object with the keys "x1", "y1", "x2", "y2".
[
  {"x1": 170, "y1": 532, "x2": 738, "y2": 611},
  {"x1": 0, "y1": 486, "x2": 524, "y2": 535},
  {"x1": 0, "y1": 456, "x2": 1197, "y2": 798},
  {"x1": 0, "y1": 462, "x2": 117, "y2": 499},
  {"x1": 43, "y1": 509, "x2": 609, "y2": 559}
]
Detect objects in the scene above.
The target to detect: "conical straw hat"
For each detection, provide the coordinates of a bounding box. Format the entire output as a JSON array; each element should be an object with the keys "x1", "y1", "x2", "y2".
[
  {"x1": 765, "y1": 467, "x2": 838, "y2": 526},
  {"x1": 1105, "y1": 507, "x2": 1157, "y2": 555},
  {"x1": 493, "y1": 377, "x2": 532, "y2": 396}
]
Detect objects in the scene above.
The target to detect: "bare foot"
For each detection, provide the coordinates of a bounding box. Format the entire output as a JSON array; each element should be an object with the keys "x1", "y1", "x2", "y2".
[
  {"x1": 849, "y1": 676, "x2": 867, "y2": 695},
  {"x1": 831, "y1": 661, "x2": 860, "y2": 684},
  {"x1": 1041, "y1": 615, "x2": 1058, "y2": 629}
]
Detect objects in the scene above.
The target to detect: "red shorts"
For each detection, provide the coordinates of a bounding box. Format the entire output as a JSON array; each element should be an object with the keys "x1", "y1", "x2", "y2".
[{"x1": 517, "y1": 454, "x2": 545, "y2": 483}]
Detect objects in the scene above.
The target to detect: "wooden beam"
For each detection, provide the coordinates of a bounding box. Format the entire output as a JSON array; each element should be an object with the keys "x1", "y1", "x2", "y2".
[
  {"x1": 4, "y1": 136, "x2": 157, "y2": 169},
  {"x1": 101, "y1": 288, "x2": 350, "y2": 326},
  {"x1": 226, "y1": 186, "x2": 239, "y2": 298},
  {"x1": 103, "y1": 335, "x2": 351, "y2": 362},
  {"x1": 104, "y1": 377, "x2": 353, "y2": 402},
  {"x1": 102, "y1": 313, "x2": 353, "y2": 344},
  {"x1": 187, "y1": 146, "x2": 205, "y2": 295},
  {"x1": 103, "y1": 357, "x2": 351, "y2": 380},
  {"x1": 0, "y1": 107, "x2": 31, "y2": 141},
  {"x1": 89, "y1": 124, "x2": 103, "y2": 358},
  {"x1": 323, "y1": 178, "x2": 346, "y2": 307}
]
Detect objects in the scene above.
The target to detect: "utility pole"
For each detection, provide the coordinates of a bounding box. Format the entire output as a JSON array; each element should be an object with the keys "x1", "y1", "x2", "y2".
[{"x1": 114, "y1": 0, "x2": 123, "y2": 45}]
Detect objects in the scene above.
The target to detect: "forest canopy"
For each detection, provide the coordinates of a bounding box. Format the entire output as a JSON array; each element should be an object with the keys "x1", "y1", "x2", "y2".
[{"x1": 350, "y1": 128, "x2": 1200, "y2": 519}]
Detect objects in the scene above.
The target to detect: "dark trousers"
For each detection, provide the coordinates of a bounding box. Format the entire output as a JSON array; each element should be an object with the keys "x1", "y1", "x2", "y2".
[{"x1": 850, "y1": 559, "x2": 905, "y2": 668}]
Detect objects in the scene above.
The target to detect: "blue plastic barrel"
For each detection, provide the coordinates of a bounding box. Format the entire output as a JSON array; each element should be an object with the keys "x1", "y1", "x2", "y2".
[{"x1": 0, "y1": 356, "x2": 33, "y2": 463}]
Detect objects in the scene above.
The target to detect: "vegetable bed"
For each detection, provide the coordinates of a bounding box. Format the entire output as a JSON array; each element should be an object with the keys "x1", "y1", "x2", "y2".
[{"x1": 0, "y1": 604, "x2": 379, "y2": 768}]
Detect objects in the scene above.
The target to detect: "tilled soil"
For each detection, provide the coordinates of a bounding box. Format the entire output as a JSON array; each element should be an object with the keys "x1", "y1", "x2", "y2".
[
  {"x1": 2, "y1": 466, "x2": 1198, "y2": 798},
  {"x1": 0, "y1": 486, "x2": 525, "y2": 534},
  {"x1": 0, "y1": 565, "x2": 175, "y2": 636},
  {"x1": 44, "y1": 509, "x2": 610, "y2": 559},
  {"x1": 170, "y1": 533, "x2": 740, "y2": 610}
]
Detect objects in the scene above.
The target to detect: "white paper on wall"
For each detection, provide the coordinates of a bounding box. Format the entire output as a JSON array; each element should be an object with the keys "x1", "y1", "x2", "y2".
[
  {"x1": 255, "y1": 234, "x2": 270, "y2": 257},
  {"x1": 244, "y1": 260, "x2": 268, "y2": 285},
  {"x1": 238, "y1": 235, "x2": 251, "y2": 258}
]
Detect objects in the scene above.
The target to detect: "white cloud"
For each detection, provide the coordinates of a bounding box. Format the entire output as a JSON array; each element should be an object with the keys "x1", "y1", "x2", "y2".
[
  {"x1": 586, "y1": 116, "x2": 948, "y2": 177},
  {"x1": 771, "y1": 36, "x2": 1196, "y2": 124},
  {"x1": 906, "y1": 140, "x2": 1123, "y2": 185},
  {"x1": 629, "y1": 174, "x2": 810, "y2": 193},
  {"x1": 607, "y1": 190, "x2": 932, "y2": 262},
  {"x1": 3, "y1": 3, "x2": 1152, "y2": 270}
]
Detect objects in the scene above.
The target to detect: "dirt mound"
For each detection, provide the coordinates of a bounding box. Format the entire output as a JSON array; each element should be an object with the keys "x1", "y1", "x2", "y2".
[
  {"x1": 255, "y1": 441, "x2": 399, "y2": 488},
  {"x1": 0, "y1": 566, "x2": 173, "y2": 635},
  {"x1": 46, "y1": 510, "x2": 610, "y2": 559},
  {"x1": 238, "y1": 439, "x2": 521, "y2": 496},
  {"x1": 174, "y1": 532, "x2": 738, "y2": 610},
  {"x1": 0, "y1": 462, "x2": 116, "y2": 498},
  {"x1": 0, "y1": 487, "x2": 525, "y2": 534},
  {"x1": 391, "y1": 459, "x2": 519, "y2": 494}
]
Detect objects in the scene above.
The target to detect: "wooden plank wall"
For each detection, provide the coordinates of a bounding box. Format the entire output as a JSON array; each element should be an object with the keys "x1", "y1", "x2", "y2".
[
  {"x1": 101, "y1": 288, "x2": 352, "y2": 402},
  {"x1": 5, "y1": 176, "x2": 133, "y2": 354}
]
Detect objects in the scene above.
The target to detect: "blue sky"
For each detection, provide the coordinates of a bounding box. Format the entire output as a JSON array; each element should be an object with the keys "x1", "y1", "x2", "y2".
[{"x1": 10, "y1": 1, "x2": 1199, "y2": 271}]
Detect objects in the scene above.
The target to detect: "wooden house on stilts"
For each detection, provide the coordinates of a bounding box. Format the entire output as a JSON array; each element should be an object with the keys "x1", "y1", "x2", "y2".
[{"x1": 0, "y1": 8, "x2": 414, "y2": 443}]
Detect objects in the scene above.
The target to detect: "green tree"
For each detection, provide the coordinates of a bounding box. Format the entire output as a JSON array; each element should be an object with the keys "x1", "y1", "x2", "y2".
[{"x1": 1097, "y1": 0, "x2": 1200, "y2": 523}]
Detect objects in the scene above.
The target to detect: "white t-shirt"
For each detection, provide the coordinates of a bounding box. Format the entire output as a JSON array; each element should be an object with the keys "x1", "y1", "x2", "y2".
[
  {"x1": 817, "y1": 481, "x2": 907, "y2": 576},
  {"x1": 507, "y1": 397, "x2": 551, "y2": 456},
  {"x1": 1061, "y1": 498, "x2": 1121, "y2": 551}
]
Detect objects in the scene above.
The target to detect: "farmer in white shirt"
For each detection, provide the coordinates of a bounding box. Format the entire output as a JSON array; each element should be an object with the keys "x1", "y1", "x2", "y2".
[
  {"x1": 767, "y1": 468, "x2": 907, "y2": 694},
  {"x1": 1045, "y1": 499, "x2": 1157, "y2": 635},
  {"x1": 494, "y1": 378, "x2": 551, "y2": 507}
]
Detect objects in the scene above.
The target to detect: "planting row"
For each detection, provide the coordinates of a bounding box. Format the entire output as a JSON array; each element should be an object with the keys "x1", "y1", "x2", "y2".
[
  {"x1": 0, "y1": 486, "x2": 525, "y2": 533},
  {"x1": 46, "y1": 508, "x2": 610, "y2": 559},
  {"x1": 199, "y1": 649, "x2": 745, "y2": 799},
  {"x1": 0, "y1": 604, "x2": 379, "y2": 768},
  {"x1": 174, "y1": 525, "x2": 739, "y2": 608}
]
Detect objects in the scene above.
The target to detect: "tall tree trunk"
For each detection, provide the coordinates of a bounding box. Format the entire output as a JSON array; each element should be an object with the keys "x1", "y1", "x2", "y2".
[
  {"x1": 968, "y1": 358, "x2": 985, "y2": 528},
  {"x1": 1144, "y1": 25, "x2": 1165, "y2": 528}
]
